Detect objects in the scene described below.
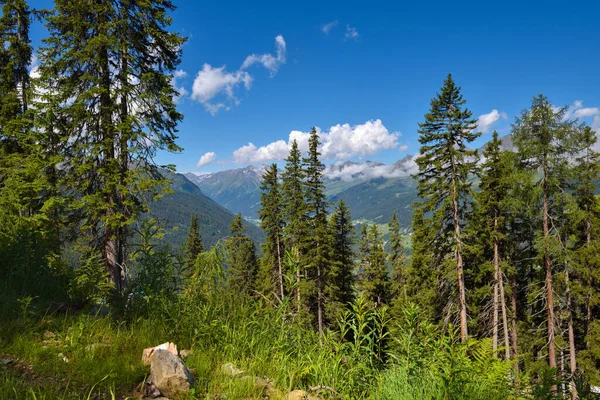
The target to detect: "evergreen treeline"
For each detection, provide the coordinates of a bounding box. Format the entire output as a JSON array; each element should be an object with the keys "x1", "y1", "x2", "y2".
[
  {"x1": 250, "y1": 75, "x2": 600, "y2": 394},
  {"x1": 2, "y1": 0, "x2": 600, "y2": 397}
]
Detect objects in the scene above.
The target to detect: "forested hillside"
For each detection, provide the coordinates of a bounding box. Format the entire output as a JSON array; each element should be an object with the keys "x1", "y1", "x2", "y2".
[
  {"x1": 1, "y1": 0, "x2": 599, "y2": 399},
  {"x1": 149, "y1": 171, "x2": 264, "y2": 248}
]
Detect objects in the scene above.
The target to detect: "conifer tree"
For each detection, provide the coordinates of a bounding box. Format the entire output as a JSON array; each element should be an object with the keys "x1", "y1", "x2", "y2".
[
  {"x1": 185, "y1": 215, "x2": 204, "y2": 269},
  {"x1": 226, "y1": 213, "x2": 258, "y2": 297},
  {"x1": 281, "y1": 140, "x2": 307, "y2": 311},
  {"x1": 572, "y1": 125, "x2": 600, "y2": 381},
  {"x1": 407, "y1": 207, "x2": 440, "y2": 321},
  {"x1": 388, "y1": 212, "x2": 407, "y2": 303},
  {"x1": 258, "y1": 163, "x2": 285, "y2": 301},
  {"x1": 512, "y1": 94, "x2": 579, "y2": 371},
  {"x1": 414, "y1": 74, "x2": 480, "y2": 341},
  {"x1": 358, "y1": 224, "x2": 389, "y2": 306},
  {"x1": 38, "y1": 0, "x2": 185, "y2": 292},
  {"x1": 303, "y1": 127, "x2": 332, "y2": 334},
  {"x1": 0, "y1": 0, "x2": 37, "y2": 220},
  {"x1": 328, "y1": 199, "x2": 355, "y2": 316},
  {"x1": 472, "y1": 131, "x2": 512, "y2": 358}
]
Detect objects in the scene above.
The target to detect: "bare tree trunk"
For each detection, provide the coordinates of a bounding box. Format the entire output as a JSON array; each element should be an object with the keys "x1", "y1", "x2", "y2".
[
  {"x1": 276, "y1": 234, "x2": 284, "y2": 300},
  {"x1": 452, "y1": 174, "x2": 468, "y2": 342},
  {"x1": 317, "y1": 264, "x2": 323, "y2": 337},
  {"x1": 499, "y1": 266, "x2": 511, "y2": 360},
  {"x1": 543, "y1": 189, "x2": 557, "y2": 371},
  {"x1": 511, "y1": 271, "x2": 520, "y2": 375},
  {"x1": 493, "y1": 220, "x2": 500, "y2": 355},
  {"x1": 566, "y1": 269, "x2": 578, "y2": 399}
]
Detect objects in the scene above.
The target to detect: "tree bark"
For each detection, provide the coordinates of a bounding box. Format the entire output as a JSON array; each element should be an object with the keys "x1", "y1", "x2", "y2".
[
  {"x1": 543, "y1": 189, "x2": 557, "y2": 371},
  {"x1": 276, "y1": 234, "x2": 284, "y2": 300},
  {"x1": 499, "y1": 265, "x2": 511, "y2": 360},
  {"x1": 451, "y1": 170, "x2": 468, "y2": 342},
  {"x1": 493, "y1": 218, "x2": 500, "y2": 355},
  {"x1": 510, "y1": 270, "x2": 520, "y2": 375},
  {"x1": 566, "y1": 269, "x2": 578, "y2": 399}
]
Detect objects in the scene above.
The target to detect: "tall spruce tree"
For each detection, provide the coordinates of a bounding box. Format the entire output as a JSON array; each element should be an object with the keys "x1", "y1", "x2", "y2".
[
  {"x1": 303, "y1": 127, "x2": 332, "y2": 334},
  {"x1": 572, "y1": 125, "x2": 600, "y2": 382},
  {"x1": 281, "y1": 139, "x2": 307, "y2": 311},
  {"x1": 185, "y1": 214, "x2": 204, "y2": 269},
  {"x1": 388, "y1": 212, "x2": 407, "y2": 304},
  {"x1": 0, "y1": 0, "x2": 37, "y2": 220},
  {"x1": 258, "y1": 163, "x2": 285, "y2": 301},
  {"x1": 226, "y1": 213, "x2": 258, "y2": 297},
  {"x1": 471, "y1": 131, "x2": 512, "y2": 358},
  {"x1": 512, "y1": 94, "x2": 579, "y2": 371},
  {"x1": 414, "y1": 74, "x2": 480, "y2": 341},
  {"x1": 328, "y1": 199, "x2": 355, "y2": 317},
  {"x1": 358, "y1": 224, "x2": 389, "y2": 306},
  {"x1": 38, "y1": 0, "x2": 185, "y2": 292}
]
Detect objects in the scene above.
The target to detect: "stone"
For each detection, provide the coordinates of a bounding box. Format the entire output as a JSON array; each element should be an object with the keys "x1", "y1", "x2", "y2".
[
  {"x1": 286, "y1": 390, "x2": 309, "y2": 400},
  {"x1": 285, "y1": 390, "x2": 321, "y2": 400},
  {"x1": 142, "y1": 342, "x2": 178, "y2": 366},
  {"x1": 149, "y1": 349, "x2": 194, "y2": 398},
  {"x1": 221, "y1": 362, "x2": 244, "y2": 376},
  {"x1": 179, "y1": 349, "x2": 192, "y2": 359}
]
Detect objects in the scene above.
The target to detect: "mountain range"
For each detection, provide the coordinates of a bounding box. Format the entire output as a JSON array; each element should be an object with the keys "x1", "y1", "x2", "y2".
[
  {"x1": 147, "y1": 171, "x2": 264, "y2": 249},
  {"x1": 182, "y1": 134, "x2": 517, "y2": 232}
]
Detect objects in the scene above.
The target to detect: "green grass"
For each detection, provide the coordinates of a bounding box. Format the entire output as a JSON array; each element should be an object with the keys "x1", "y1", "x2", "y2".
[{"x1": 0, "y1": 294, "x2": 529, "y2": 400}]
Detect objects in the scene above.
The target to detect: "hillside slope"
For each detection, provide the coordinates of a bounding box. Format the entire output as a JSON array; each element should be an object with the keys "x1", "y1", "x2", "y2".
[{"x1": 147, "y1": 172, "x2": 264, "y2": 249}]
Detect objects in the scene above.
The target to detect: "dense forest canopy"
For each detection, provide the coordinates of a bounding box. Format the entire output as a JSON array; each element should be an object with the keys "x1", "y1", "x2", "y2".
[{"x1": 1, "y1": 1, "x2": 599, "y2": 398}]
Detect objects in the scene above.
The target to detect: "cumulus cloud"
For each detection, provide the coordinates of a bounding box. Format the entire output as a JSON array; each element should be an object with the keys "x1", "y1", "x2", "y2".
[
  {"x1": 399, "y1": 145, "x2": 409, "y2": 152},
  {"x1": 232, "y1": 119, "x2": 400, "y2": 164},
  {"x1": 197, "y1": 151, "x2": 217, "y2": 167},
  {"x1": 191, "y1": 35, "x2": 286, "y2": 114},
  {"x1": 477, "y1": 109, "x2": 507, "y2": 134},
  {"x1": 345, "y1": 25, "x2": 359, "y2": 40},
  {"x1": 321, "y1": 20, "x2": 339, "y2": 34},
  {"x1": 241, "y1": 35, "x2": 286, "y2": 75},
  {"x1": 324, "y1": 157, "x2": 418, "y2": 182},
  {"x1": 172, "y1": 69, "x2": 189, "y2": 103}
]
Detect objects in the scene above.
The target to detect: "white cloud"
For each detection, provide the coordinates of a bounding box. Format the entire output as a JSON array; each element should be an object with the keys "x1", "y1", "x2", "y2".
[
  {"x1": 172, "y1": 69, "x2": 188, "y2": 103},
  {"x1": 593, "y1": 116, "x2": 600, "y2": 133},
  {"x1": 191, "y1": 35, "x2": 286, "y2": 114},
  {"x1": 399, "y1": 145, "x2": 409, "y2": 152},
  {"x1": 345, "y1": 25, "x2": 359, "y2": 40},
  {"x1": 241, "y1": 35, "x2": 286, "y2": 75},
  {"x1": 477, "y1": 109, "x2": 507, "y2": 134},
  {"x1": 197, "y1": 151, "x2": 217, "y2": 167},
  {"x1": 232, "y1": 119, "x2": 400, "y2": 164},
  {"x1": 324, "y1": 157, "x2": 418, "y2": 182},
  {"x1": 321, "y1": 20, "x2": 339, "y2": 34},
  {"x1": 574, "y1": 107, "x2": 600, "y2": 118}
]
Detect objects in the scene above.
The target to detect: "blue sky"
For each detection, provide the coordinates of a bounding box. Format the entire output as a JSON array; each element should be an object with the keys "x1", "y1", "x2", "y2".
[{"x1": 29, "y1": 0, "x2": 600, "y2": 173}]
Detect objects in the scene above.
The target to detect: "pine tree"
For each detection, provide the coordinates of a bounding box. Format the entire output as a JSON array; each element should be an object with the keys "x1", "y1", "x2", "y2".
[
  {"x1": 38, "y1": 0, "x2": 185, "y2": 292},
  {"x1": 303, "y1": 127, "x2": 332, "y2": 334},
  {"x1": 472, "y1": 131, "x2": 512, "y2": 358},
  {"x1": 388, "y1": 212, "x2": 407, "y2": 304},
  {"x1": 226, "y1": 213, "x2": 258, "y2": 297},
  {"x1": 0, "y1": 0, "x2": 37, "y2": 220},
  {"x1": 407, "y1": 207, "x2": 441, "y2": 321},
  {"x1": 281, "y1": 139, "x2": 307, "y2": 312},
  {"x1": 258, "y1": 163, "x2": 285, "y2": 301},
  {"x1": 512, "y1": 94, "x2": 580, "y2": 371},
  {"x1": 572, "y1": 125, "x2": 600, "y2": 383},
  {"x1": 358, "y1": 224, "x2": 389, "y2": 306},
  {"x1": 414, "y1": 74, "x2": 480, "y2": 341},
  {"x1": 328, "y1": 199, "x2": 355, "y2": 317},
  {"x1": 185, "y1": 215, "x2": 204, "y2": 269}
]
